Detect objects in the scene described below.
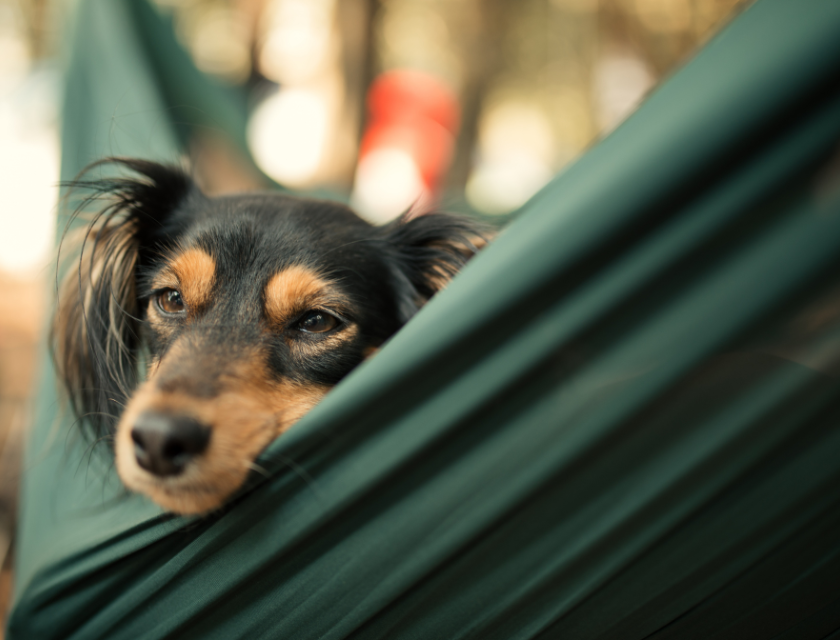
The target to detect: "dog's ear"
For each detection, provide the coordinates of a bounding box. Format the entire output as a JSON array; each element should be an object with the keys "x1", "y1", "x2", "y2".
[
  {"x1": 380, "y1": 212, "x2": 489, "y2": 323},
  {"x1": 53, "y1": 158, "x2": 195, "y2": 441}
]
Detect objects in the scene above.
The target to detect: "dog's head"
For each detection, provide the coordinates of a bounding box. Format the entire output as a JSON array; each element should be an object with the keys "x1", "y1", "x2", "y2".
[{"x1": 54, "y1": 158, "x2": 485, "y2": 514}]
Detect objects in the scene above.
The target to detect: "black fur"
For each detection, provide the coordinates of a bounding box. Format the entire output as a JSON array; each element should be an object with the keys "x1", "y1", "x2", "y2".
[{"x1": 54, "y1": 158, "x2": 486, "y2": 443}]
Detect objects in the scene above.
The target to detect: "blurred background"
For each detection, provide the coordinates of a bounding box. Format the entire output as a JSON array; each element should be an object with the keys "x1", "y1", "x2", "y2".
[{"x1": 0, "y1": 0, "x2": 752, "y2": 632}]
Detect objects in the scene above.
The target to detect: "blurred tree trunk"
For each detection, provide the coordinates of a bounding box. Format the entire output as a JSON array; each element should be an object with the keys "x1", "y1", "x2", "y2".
[
  {"x1": 17, "y1": 0, "x2": 50, "y2": 59},
  {"x1": 446, "y1": 0, "x2": 516, "y2": 192},
  {"x1": 338, "y1": 0, "x2": 380, "y2": 188}
]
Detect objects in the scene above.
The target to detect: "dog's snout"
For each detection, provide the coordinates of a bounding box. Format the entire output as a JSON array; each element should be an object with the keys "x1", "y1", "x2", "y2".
[{"x1": 131, "y1": 413, "x2": 211, "y2": 477}]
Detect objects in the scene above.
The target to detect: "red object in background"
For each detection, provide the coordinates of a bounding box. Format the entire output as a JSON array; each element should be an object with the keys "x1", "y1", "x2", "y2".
[{"x1": 358, "y1": 70, "x2": 460, "y2": 197}]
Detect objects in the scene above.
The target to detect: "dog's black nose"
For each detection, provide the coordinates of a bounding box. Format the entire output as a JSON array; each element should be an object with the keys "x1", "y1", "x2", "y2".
[{"x1": 131, "y1": 413, "x2": 210, "y2": 477}]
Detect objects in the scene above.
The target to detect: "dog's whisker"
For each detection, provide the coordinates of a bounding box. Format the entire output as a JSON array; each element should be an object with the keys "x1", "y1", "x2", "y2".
[
  {"x1": 270, "y1": 454, "x2": 325, "y2": 501},
  {"x1": 247, "y1": 461, "x2": 271, "y2": 479}
]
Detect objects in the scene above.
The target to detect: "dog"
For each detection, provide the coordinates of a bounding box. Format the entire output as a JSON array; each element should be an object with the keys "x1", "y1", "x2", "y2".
[{"x1": 54, "y1": 158, "x2": 486, "y2": 515}]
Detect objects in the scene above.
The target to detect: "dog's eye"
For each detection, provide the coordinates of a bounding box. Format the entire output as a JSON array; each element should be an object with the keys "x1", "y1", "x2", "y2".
[
  {"x1": 297, "y1": 310, "x2": 339, "y2": 333},
  {"x1": 157, "y1": 289, "x2": 186, "y2": 315}
]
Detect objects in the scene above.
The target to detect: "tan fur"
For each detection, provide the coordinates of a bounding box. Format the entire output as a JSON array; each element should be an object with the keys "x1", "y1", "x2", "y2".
[
  {"x1": 115, "y1": 341, "x2": 326, "y2": 514},
  {"x1": 151, "y1": 248, "x2": 217, "y2": 313},
  {"x1": 292, "y1": 324, "x2": 360, "y2": 361},
  {"x1": 363, "y1": 346, "x2": 379, "y2": 359},
  {"x1": 264, "y1": 265, "x2": 349, "y2": 328},
  {"x1": 53, "y1": 222, "x2": 138, "y2": 408},
  {"x1": 425, "y1": 233, "x2": 490, "y2": 293}
]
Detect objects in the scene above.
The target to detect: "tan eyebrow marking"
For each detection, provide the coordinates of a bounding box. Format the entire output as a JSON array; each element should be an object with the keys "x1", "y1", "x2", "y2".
[
  {"x1": 264, "y1": 265, "x2": 347, "y2": 326},
  {"x1": 151, "y1": 248, "x2": 216, "y2": 311}
]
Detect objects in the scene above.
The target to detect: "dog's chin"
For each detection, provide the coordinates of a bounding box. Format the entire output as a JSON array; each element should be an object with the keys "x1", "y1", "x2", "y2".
[
  {"x1": 113, "y1": 409, "x2": 267, "y2": 515},
  {"x1": 116, "y1": 457, "x2": 244, "y2": 515},
  {"x1": 115, "y1": 438, "x2": 250, "y2": 515}
]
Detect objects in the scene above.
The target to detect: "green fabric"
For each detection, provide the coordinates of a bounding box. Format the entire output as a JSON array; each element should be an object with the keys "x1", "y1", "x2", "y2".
[
  {"x1": 10, "y1": 0, "x2": 840, "y2": 637},
  {"x1": 58, "y1": 0, "x2": 265, "y2": 221}
]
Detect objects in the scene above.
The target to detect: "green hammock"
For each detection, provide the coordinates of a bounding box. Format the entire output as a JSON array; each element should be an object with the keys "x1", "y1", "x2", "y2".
[{"x1": 10, "y1": 0, "x2": 840, "y2": 637}]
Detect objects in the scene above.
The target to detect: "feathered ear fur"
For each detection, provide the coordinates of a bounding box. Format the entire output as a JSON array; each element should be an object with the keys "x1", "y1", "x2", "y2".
[
  {"x1": 53, "y1": 158, "x2": 194, "y2": 442},
  {"x1": 381, "y1": 212, "x2": 490, "y2": 323}
]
